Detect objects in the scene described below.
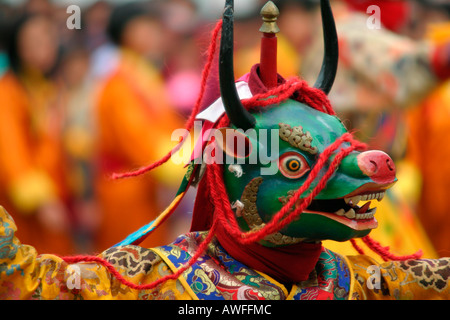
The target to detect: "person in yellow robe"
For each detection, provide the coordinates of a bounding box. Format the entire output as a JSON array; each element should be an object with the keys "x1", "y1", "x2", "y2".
[
  {"x1": 92, "y1": 3, "x2": 186, "y2": 253},
  {"x1": 0, "y1": 13, "x2": 75, "y2": 255}
]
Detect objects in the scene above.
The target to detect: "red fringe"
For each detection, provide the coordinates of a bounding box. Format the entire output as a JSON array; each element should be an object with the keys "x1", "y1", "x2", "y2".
[
  {"x1": 62, "y1": 221, "x2": 218, "y2": 291},
  {"x1": 361, "y1": 235, "x2": 423, "y2": 261}
]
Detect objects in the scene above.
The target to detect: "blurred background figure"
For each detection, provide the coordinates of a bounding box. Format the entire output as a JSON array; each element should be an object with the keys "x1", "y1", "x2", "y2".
[
  {"x1": 58, "y1": 46, "x2": 99, "y2": 253},
  {"x1": 0, "y1": 3, "x2": 11, "y2": 77},
  {"x1": 0, "y1": 8, "x2": 75, "y2": 255},
  {"x1": 160, "y1": 0, "x2": 203, "y2": 116},
  {"x1": 403, "y1": 0, "x2": 450, "y2": 256},
  {"x1": 55, "y1": 1, "x2": 113, "y2": 253},
  {"x1": 92, "y1": 1, "x2": 186, "y2": 252},
  {"x1": 268, "y1": 0, "x2": 319, "y2": 77},
  {"x1": 231, "y1": 0, "x2": 312, "y2": 79}
]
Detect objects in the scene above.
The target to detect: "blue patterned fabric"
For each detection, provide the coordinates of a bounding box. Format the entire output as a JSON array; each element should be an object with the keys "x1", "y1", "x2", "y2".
[{"x1": 157, "y1": 232, "x2": 352, "y2": 300}]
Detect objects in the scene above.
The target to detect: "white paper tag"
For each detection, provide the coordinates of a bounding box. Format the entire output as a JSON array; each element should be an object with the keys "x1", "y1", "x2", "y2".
[{"x1": 195, "y1": 81, "x2": 253, "y2": 123}]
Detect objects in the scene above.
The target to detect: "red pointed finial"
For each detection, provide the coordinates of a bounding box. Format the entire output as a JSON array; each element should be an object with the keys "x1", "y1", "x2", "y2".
[{"x1": 259, "y1": 1, "x2": 280, "y2": 89}]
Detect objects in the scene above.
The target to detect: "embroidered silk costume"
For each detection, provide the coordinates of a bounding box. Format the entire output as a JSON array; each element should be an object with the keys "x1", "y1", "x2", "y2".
[{"x1": 1, "y1": 208, "x2": 449, "y2": 300}]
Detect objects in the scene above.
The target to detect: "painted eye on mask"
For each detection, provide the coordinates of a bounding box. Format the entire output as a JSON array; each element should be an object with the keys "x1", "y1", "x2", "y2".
[{"x1": 279, "y1": 152, "x2": 310, "y2": 179}]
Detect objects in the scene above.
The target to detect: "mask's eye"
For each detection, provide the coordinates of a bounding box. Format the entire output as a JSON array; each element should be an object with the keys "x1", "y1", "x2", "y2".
[{"x1": 279, "y1": 152, "x2": 310, "y2": 179}]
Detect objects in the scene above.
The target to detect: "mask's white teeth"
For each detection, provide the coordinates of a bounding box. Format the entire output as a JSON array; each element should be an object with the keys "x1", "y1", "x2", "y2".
[
  {"x1": 355, "y1": 207, "x2": 377, "y2": 220},
  {"x1": 344, "y1": 195, "x2": 361, "y2": 206},
  {"x1": 376, "y1": 192, "x2": 385, "y2": 202},
  {"x1": 348, "y1": 192, "x2": 386, "y2": 203},
  {"x1": 335, "y1": 207, "x2": 377, "y2": 220},
  {"x1": 344, "y1": 208, "x2": 356, "y2": 219}
]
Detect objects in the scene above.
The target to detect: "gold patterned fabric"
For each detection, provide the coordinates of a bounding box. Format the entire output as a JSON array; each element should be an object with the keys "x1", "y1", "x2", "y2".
[
  {"x1": 349, "y1": 254, "x2": 450, "y2": 300},
  {"x1": 1, "y1": 206, "x2": 449, "y2": 300}
]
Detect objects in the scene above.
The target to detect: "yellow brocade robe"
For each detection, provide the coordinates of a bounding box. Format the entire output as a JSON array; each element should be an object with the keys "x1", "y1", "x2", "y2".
[{"x1": 1, "y1": 207, "x2": 449, "y2": 300}]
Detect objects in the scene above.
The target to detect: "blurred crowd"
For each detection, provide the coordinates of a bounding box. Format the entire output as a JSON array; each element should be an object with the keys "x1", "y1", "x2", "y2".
[{"x1": 0, "y1": 0, "x2": 450, "y2": 259}]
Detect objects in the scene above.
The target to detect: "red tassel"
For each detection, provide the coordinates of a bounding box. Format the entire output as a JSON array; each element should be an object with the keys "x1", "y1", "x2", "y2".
[{"x1": 361, "y1": 235, "x2": 423, "y2": 262}]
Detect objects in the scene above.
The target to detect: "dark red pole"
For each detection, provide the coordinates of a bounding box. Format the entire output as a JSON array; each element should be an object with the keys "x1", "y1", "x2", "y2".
[{"x1": 259, "y1": 1, "x2": 280, "y2": 89}]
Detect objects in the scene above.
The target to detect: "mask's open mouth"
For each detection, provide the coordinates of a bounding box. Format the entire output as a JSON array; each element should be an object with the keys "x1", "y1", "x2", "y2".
[
  {"x1": 306, "y1": 191, "x2": 383, "y2": 221},
  {"x1": 279, "y1": 185, "x2": 393, "y2": 230}
]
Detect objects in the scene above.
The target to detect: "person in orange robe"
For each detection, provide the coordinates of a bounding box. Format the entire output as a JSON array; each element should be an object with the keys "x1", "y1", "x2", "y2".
[
  {"x1": 93, "y1": 3, "x2": 186, "y2": 252},
  {"x1": 405, "y1": 5, "x2": 450, "y2": 256},
  {"x1": 0, "y1": 13, "x2": 75, "y2": 255}
]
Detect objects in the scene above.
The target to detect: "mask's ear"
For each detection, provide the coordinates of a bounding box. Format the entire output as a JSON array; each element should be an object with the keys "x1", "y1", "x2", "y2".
[{"x1": 214, "y1": 127, "x2": 253, "y2": 159}]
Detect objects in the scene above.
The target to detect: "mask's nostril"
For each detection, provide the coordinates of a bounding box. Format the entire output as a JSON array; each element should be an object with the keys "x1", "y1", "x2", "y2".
[
  {"x1": 368, "y1": 160, "x2": 378, "y2": 175},
  {"x1": 386, "y1": 158, "x2": 395, "y2": 171}
]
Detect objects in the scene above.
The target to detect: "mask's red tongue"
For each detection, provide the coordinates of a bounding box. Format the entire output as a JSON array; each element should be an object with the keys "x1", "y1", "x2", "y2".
[{"x1": 358, "y1": 202, "x2": 371, "y2": 213}]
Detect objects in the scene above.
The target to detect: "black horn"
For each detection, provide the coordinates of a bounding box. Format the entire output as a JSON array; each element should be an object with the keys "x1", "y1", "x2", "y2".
[
  {"x1": 219, "y1": 0, "x2": 256, "y2": 130},
  {"x1": 313, "y1": 0, "x2": 339, "y2": 95}
]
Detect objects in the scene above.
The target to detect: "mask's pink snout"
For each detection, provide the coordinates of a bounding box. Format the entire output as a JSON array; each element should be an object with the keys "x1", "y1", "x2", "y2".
[{"x1": 357, "y1": 151, "x2": 396, "y2": 184}]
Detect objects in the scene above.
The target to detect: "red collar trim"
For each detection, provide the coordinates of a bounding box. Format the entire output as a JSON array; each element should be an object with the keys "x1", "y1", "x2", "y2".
[{"x1": 246, "y1": 64, "x2": 286, "y2": 96}]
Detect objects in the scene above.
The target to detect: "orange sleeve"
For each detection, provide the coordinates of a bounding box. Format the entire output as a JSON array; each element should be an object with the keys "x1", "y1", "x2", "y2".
[{"x1": 0, "y1": 75, "x2": 57, "y2": 213}]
